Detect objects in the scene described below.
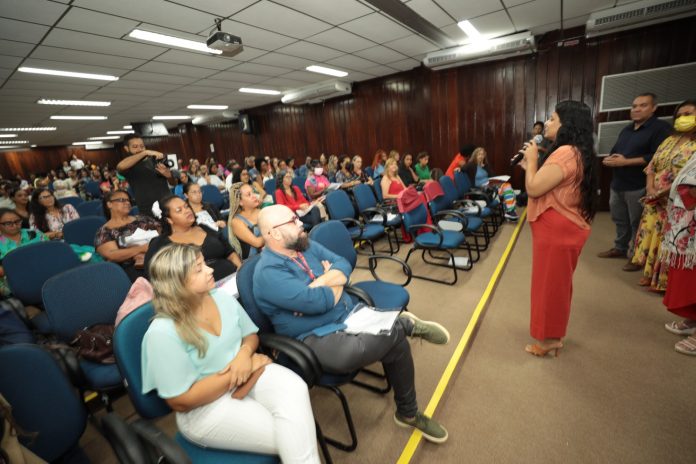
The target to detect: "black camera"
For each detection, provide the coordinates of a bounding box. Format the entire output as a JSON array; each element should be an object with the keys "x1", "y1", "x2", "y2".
[{"x1": 156, "y1": 157, "x2": 175, "y2": 169}]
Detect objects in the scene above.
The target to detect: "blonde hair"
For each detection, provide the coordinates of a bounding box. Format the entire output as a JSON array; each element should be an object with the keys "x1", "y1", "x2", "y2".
[
  {"x1": 472, "y1": 147, "x2": 487, "y2": 166},
  {"x1": 384, "y1": 158, "x2": 399, "y2": 179},
  {"x1": 148, "y1": 243, "x2": 208, "y2": 357},
  {"x1": 226, "y1": 182, "x2": 245, "y2": 255}
]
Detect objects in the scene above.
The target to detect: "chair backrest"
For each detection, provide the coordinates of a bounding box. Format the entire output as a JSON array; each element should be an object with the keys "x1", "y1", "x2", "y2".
[
  {"x1": 423, "y1": 181, "x2": 449, "y2": 216},
  {"x1": 364, "y1": 166, "x2": 374, "y2": 178},
  {"x1": 201, "y1": 184, "x2": 223, "y2": 210},
  {"x1": 439, "y1": 176, "x2": 459, "y2": 206},
  {"x1": 308, "y1": 221, "x2": 357, "y2": 269},
  {"x1": 401, "y1": 203, "x2": 429, "y2": 235},
  {"x1": 114, "y1": 302, "x2": 173, "y2": 420},
  {"x1": 236, "y1": 254, "x2": 275, "y2": 334},
  {"x1": 42, "y1": 262, "x2": 131, "y2": 340},
  {"x1": 372, "y1": 177, "x2": 384, "y2": 203},
  {"x1": 263, "y1": 179, "x2": 276, "y2": 199},
  {"x1": 292, "y1": 176, "x2": 307, "y2": 199},
  {"x1": 83, "y1": 181, "x2": 102, "y2": 199},
  {"x1": 62, "y1": 216, "x2": 106, "y2": 247},
  {"x1": 75, "y1": 199, "x2": 104, "y2": 217},
  {"x1": 324, "y1": 189, "x2": 356, "y2": 221},
  {"x1": 0, "y1": 344, "x2": 87, "y2": 462},
  {"x1": 60, "y1": 196, "x2": 84, "y2": 208},
  {"x1": 3, "y1": 241, "x2": 82, "y2": 306},
  {"x1": 454, "y1": 170, "x2": 473, "y2": 198},
  {"x1": 352, "y1": 183, "x2": 377, "y2": 212}
]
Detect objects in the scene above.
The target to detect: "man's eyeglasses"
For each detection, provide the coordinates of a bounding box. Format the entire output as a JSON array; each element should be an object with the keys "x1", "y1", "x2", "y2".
[
  {"x1": 0, "y1": 219, "x2": 22, "y2": 227},
  {"x1": 110, "y1": 198, "x2": 131, "y2": 203},
  {"x1": 271, "y1": 215, "x2": 301, "y2": 229}
]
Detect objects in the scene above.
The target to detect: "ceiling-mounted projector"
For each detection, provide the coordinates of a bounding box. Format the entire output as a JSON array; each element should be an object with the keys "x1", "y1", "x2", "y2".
[{"x1": 207, "y1": 31, "x2": 243, "y2": 57}]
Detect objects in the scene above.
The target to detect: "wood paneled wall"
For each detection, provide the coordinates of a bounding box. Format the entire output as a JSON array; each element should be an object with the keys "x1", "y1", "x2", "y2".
[{"x1": 3, "y1": 16, "x2": 695, "y2": 209}]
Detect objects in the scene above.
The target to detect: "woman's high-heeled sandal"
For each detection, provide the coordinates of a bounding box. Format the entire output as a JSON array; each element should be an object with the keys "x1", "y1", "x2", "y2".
[{"x1": 525, "y1": 342, "x2": 563, "y2": 358}]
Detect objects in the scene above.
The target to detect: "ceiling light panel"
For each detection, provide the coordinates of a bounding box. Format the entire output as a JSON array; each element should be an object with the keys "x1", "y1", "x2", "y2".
[
  {"x1": 239, "y1": 88, "x2": 281, "y2": 95},
  {"x1": 18, "y1": 67, "x2": 119, "y2": 81},
  {"x1": 187, "y1": 105, "x2": 230, "y2": 110},
  {"x1": 0, "y1": 127, "x2": 57, "y2": 131},
  {"x1": 151, "y1": 115, "x2": 191, "y2": 120},
  {"x1": 37, "y1": 99, "x2": 111, "y2": 106},
  {"x1": 88, "y1": 136, "x2": 120, "y2": 140},
  {"x1": 129, "y1": 29, "x2": 222, "y2": 55},
  {"x1": 0, "y1": 140, "x2": 28, "y2": 144},
  {"x1": 0, "y1": 134, "x2": 17, "y2": 138},
  {"x1": 50, "y1": 115, "x2": 108, "y2": 120},
  {"x1": 107, "y1": 130, "x2": 134, "y2": 135},
  {"x1": 306, "y1": 65, "x2": 348, "y2": 77}
]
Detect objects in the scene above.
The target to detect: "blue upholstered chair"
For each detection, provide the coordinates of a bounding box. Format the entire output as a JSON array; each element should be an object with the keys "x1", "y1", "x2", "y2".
[
  {"x1": 440, "y1": 175, "x2": 497, "y2": 238},
  {"x1": 453, "y1": 171, "x2": 503, "y2": 228},
  {"x1": 83, "y1": 180, "x2": 102, "y2": 199},
  {"x1": 309, "y1": 220, "x2": 411, "y2": 310},
  {"x1": 42, "y1": 262, "x2": 129, "y2": 407},
  {"x1": 0, "y1": 344, "x2": 90, "y2": 463},
  {"x1": 352, "y1": 183, "x2": 402, "y2": 254},
  {"x1": 324, "y1": 189, "x2": 386, "y2": 255},
  {"x1": 114, "y1": 302, "x2": 282, "y2": 464},
  {"x1": 201, "y1": 184, "x2": 226, "y2": 211},
  {"x1": 401, "y1": 203, "x2": 472, "y2": 285},
  {"x1": 263, "y1": 179, "x2": 276, "y2": 202},
  {"x1": 76, "y1": 199, "x2": 104, "y2": 217},
  {"x1": 292, "y1": 176, "x2": 308, "y2": 199},
  {"x1": 60, "y1": 196, "x2": 84, "y2": 209},
  {"x1": 63, "y1": 216, "x2": 106, "y2": 247}
]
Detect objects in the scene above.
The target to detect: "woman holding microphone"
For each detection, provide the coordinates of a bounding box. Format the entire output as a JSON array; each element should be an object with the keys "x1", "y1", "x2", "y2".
[{"x1": 520, "y1": 101, "x2": 598, "y2": 357}]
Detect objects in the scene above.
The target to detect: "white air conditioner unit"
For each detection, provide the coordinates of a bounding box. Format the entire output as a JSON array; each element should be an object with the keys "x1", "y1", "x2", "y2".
[
  {"x1": 281, "y1": 81, "x2": 351, "y2": 105},
  {"x1": 191, "y1": 111, "x2": 239, "y2": 126},
  {"x1": 586, "y1": 0, "x2": 696, "y2": 38},
  {"x1": 423, "y1": 32, "x2": 535, "y2": 70}
]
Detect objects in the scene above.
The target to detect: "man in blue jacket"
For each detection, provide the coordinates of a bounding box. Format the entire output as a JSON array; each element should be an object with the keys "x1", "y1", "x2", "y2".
[{"x1": 253, "y1": 205, "x2": 450, "y2": 443}]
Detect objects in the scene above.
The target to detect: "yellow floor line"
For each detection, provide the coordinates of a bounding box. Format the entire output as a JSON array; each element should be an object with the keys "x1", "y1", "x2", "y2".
[{"x1": 397, "y1": 210, "x2": 527, "y2": 463}]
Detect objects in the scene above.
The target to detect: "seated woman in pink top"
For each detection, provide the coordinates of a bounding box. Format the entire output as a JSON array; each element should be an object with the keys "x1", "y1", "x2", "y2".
[
  {"x1": 520, "y1": 100, "x2": 598, "y2": 358},
  {"x1": 276, "y1": 170, "x2": 322, "y2": 229},
  {"x1": 304, "y1": 160, "x2": 330, "y2": 200}
]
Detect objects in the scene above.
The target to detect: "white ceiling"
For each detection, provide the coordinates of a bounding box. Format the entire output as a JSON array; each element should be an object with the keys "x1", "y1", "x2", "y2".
[{"x1": 0, "y1": 0, "x2": 641, "y2": 147}]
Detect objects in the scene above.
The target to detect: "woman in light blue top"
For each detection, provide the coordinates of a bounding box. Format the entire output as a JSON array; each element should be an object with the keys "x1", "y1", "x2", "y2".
[{"x1": 142, "y1": 243, "x2": 319, "y2": 463}]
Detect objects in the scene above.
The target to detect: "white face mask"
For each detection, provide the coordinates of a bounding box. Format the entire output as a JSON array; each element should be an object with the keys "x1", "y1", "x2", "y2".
[{"x1": 314, "y1": 167, "x2": 323, "y2": 176}]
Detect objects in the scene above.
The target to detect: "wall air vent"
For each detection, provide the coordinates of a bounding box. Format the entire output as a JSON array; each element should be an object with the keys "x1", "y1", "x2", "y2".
[
  {"x1": 586, "y1": 0, "x2": 696, "y2": 38},
  {"x1": 423, "y1": 32, "x2": 535, "y2": 71},
  {"x1": 281, "y1": 81, "x2": 351, "y2": 105}
]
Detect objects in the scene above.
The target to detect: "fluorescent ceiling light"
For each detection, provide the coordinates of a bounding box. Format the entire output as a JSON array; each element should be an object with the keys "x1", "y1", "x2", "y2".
[
  {"x1": 0, "y1": 127, "x2": 56, "y2": 131},
  {"x1": 51, "y1": 115, "x2": 108, "y2": 120},
  {"x1": 457, "y1": 20, "x2": 483, "y2": 41},
  {"x1": 107, "y1": 130, "x2": 134, "y2": 135},
  {"x1": 18, "y1": 67, "x2": 118, "y2": 81},
  {"x1": 0, "y1": 140, "x2": 28, "y2": 144},
  {"x1": 72, "y1": 141, "x2": 103, "y2": 145},
  {"x1": 239, "y1": 87, "x2": 281, "y2": 95},
  {"x1": 30, "y1": 144, "x2": 37, "y2": 148},
  {"x1": 129, "y1": 29, "x2": 222, "y2": 55},
  {"x1": 152, "y1": 115, "x2": 190, "y2": 120},
  {"x1": 37, "y1": 99, "x2": 111, "y2": 106},
  {"x1": 123, "y1": 125, "x2": 132, "y2": 129},
  {"x1": 88, "y1": 136, "x2": 120, "y2": 140},
  {"x1": 306, "y1": 65, "x2": 348, "y2": 77},
  {"x1": 187, "y1": 104, "x2": 229, "y2": 110},
  {"x1": 0, "y1": 134, "x2": 17, "y2": 138}
]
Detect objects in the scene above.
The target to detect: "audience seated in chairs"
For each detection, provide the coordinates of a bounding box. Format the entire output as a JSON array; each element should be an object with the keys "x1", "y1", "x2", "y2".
[
  {"x1": 304, "y1": 160, "x2": 331, "y2": 200},
  {"x1": 228, "y1": 182, "x2": 264, "y2": 260},
  {"x1": 253, "y1": 204, "x2": 450, "y2": 444},
  {"x1": 275, "y1": 170, "x2": 323, "y2": 229},
  {"x1": 184, "y1": 183, "x2": 226, "y2": 232},
  {"x1": 29, "y1": 187, "x2": 80, "y2": 240},
  {"x1": 0, "y1": 208, "x2": 46, "y2": 297},
  {"x1": 95, "y1": 190, "x2": 161, "y2": 282},
  {"x1": 398, "y1": 153, "x2": 421, "y2": 188},
  {"x1": 8, "y1": 188, "x2": 30, "y2": 228},
  {"x1": 351, "y1": 155, "x2": 374, "y2": 185},
  {"x1": 335, "y1": 155, "x2": 361, "y2": 189},
  {"x1": 464, "y1": 147, "x2": 519, "y2": 222},
  {"x1": 145, "y1": 195, "x2": 241, "y2": 282},
  {"x1": 173, "y1": 170, "x2": 193, "y2": 198},
  {"x1": 142, "y1": 243, "x2": 320, "y2": 462},
  {"x1": 381, "y1": 158, "x2": 407, "y2": 201}
]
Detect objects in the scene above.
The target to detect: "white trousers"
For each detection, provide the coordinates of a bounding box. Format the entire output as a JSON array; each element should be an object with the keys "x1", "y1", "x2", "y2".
[{"x1": 176, "y1": 363, "x2": 320, "y2": 464}]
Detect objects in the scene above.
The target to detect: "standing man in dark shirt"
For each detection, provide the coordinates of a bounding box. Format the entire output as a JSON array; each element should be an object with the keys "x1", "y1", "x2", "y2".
[
  {"x1": 598, "y1": 93, "x2": 671, "y2": 269},
  {"x1": 116, "y1": 134, "x2": 175, "y2": 216}
]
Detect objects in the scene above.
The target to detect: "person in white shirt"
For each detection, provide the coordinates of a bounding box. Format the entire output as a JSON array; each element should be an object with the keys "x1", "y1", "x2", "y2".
[
  {"x1": 70, "y1": 155, "x2": 85, "y2": 171},
  {"x1": 196, "y1": 165, "x2": 225, "y2": 191}
]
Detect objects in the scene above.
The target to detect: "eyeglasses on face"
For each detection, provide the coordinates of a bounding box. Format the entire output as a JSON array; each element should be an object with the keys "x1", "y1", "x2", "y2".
[
  {"x1": 271, "y1": 215, "x2": 301, "y2": 230},
  {"x1": 0, "y1": 219, "x2": 22, "y2": 227},
  {"x1": 38, "y1": 195, "x2": 53, "y2": 200},
  {"x1": 110, "y1": 197, "x2": 131, "y2": 203}
]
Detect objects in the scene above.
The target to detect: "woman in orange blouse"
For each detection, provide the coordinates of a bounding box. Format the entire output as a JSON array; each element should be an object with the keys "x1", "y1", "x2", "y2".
[{"x1": 520, "y1": 101, "x2": 598, "y2": 357}]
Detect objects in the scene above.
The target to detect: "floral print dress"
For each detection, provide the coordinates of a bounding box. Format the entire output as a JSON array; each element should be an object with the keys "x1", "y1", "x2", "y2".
[{"x1": 631, "y1": 135, "x2": 696, "y2": 291}]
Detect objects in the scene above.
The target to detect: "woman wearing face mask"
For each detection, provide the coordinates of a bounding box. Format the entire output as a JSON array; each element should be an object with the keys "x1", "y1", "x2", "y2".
[
  {"x1": 520, "y1": 100, "x2": 598, "y2": 357},
  {"x1": 629, "y1": 100, "x2": 696, "y2": 292},
  {"x1": 228, "y1": 182, "x2": 264, "y2": 260},
  {"x1": 304, "y1": 160, "x2": 330, "y2": 200},
  {"x1": 145, "y1": 195, "x2": 242, "y2": 282}
]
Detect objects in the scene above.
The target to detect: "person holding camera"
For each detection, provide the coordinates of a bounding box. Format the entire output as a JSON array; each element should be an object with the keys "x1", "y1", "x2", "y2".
[{"x1": 117, "y1": 134, "x2": 176, "y2": 216}]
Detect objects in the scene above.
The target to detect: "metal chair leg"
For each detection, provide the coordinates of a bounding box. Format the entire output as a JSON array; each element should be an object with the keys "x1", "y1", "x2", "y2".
[{"x1": 318, "y1": 385, "x2": 358, "y2": 452}]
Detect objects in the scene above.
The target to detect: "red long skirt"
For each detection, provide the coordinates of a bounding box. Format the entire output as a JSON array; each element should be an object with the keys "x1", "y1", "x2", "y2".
[
  {"x1": 663, "y1": 266, "x2": 696, "y2": 319},
  {"x1": 529, "y1": 208, "x2": 590, "y2": 340}
]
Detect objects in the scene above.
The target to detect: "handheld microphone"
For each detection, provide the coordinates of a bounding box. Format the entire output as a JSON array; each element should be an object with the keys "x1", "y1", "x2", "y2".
[{"x1": 510, "y1": 135, "x2": 543, "y2": 166}]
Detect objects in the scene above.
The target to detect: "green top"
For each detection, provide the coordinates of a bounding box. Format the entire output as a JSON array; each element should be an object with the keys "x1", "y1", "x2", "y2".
[
  {"x1": 141, "y1": 289, "x2": 259, "y2": 399},
  {"x1": 414, "y1": 164, "x2": 431, "y2": 181}
]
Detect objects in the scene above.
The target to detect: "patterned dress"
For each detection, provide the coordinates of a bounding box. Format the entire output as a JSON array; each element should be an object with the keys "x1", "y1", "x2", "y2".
[{"x1": 631, "y1": 135, "x2": 696, "y2": 291}]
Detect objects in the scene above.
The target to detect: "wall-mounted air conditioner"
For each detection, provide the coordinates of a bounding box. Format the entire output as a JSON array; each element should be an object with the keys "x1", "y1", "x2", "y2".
[
  {"x1": 423, "y1": 32, "x2": 535, "y2": 70},
  {"x1": 586, "y1": 0, "x2": 696, "y2": 38},
  {"x1": 191, "y1": 111, "x2": 239, "y2": 126},
  {"x1": 281, "y1": 81, "x2": 351, "y2": 105}
]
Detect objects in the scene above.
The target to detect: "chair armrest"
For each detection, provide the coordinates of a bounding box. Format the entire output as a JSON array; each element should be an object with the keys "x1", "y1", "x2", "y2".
[
  {"x1": 131, "y1": 420, "x2": 191, "y2": 464},
  {"x1": 367, "y1": 254, "x2": 412, "y2": 287},
  {"x1": 345, "y1": 285, "x2": 375, "y2": 307},
  {"x1": 1, "y1": 297, "x2": 30, "y2": 326},
  {"x1": 258, "y1": 333, "x2": 322, "y2": 387},
  {"x1": 340, "y1": 217, "x2": 366, "y2": 239},
  {"x1": 452, "y1": 199, "x2": 482, "y2": 215},
  {"x1": 49, "y1": 344, "x2": 88, "y2": 389},
  {"x1": 406, "y1": 223, "x2": 443, "y2": 248},
  {"x1": 359, "y1": 207, "x2": 388, "y2": 226},
  {"x1": 434, "y1": 210, "x2": 469, "y2": 228},
  {"x1": 101, "y1": 413, "x2": 149, "y2": 464}
]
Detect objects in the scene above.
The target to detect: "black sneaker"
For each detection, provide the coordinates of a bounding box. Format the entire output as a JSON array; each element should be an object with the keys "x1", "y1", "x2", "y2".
[
  {"x1": 394, "y1": 411, "x2": 448, "y2": 443},
  {"x1": 504, "y1": 211, "x2": 519, "y2": 222}
]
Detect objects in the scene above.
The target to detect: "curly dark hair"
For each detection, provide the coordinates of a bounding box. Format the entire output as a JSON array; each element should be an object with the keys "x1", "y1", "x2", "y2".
[
  {"x1": 29, "y1": 188, "x2": 62, "y2": 233},
  {"x1": 549, "y1": 100, "x2": 598, "y2": 223}
]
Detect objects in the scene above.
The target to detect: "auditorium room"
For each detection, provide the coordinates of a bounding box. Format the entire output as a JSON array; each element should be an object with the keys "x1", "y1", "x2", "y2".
[{"x1": 0, "y1": 0, "x2": 694, "y2": 463}]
